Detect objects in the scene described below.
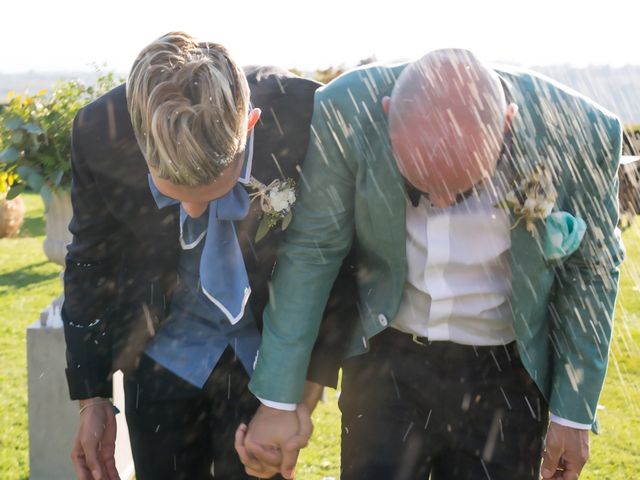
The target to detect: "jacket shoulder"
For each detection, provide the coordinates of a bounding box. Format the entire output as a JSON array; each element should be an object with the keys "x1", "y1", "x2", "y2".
[
  {"x1": 496, "y1": 66, "x2": 621, "y2": 130},
  {"x1": 314, "y1": 63, "x2": 407, "y2": 123},
  {"x1": 244, "y1": 66, "x2": 321, "y2": 102},
  {"x1": 75, "y1": 84, "x2": 130, "y2": 134}
]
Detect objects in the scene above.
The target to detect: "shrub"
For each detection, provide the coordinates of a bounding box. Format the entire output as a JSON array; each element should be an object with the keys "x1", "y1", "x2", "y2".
[{"x1": 0, "y1": 73, "x2": 121, "y2": 205}]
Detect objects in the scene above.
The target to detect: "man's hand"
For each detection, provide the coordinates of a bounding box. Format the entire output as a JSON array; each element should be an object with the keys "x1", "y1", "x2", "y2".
[
  {"x1": 70, "y1": 398, "x2": 120, "y2": 480},
  {"x1": 301, "y1": 381, "x2": 324, "y2": 412},
  {"x1": 541, "y1": 423, "x2": 589, "y2": 480},
  {"x1": 235, "y1": 402, "x2": 314, "y2": 478}
]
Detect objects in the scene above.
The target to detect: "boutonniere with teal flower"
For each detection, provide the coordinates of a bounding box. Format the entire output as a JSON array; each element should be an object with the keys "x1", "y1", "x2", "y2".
[
  {"x1": 247, "y1": 177, "x2": 297, "y2": 242},
  {"x1": 496, "y1": 164, "x2": 557, "y2": 233}
]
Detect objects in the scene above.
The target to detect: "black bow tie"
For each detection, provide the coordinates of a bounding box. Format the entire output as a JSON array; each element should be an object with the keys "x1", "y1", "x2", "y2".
[{"x1": 404, "y1": 181, "x2": 475, "y2": 208}]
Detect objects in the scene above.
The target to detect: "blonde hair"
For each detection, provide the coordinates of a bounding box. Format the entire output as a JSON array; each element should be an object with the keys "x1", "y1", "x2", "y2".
[{"x1": 127, "y1": 31, "x2": 250, "y2": 186}]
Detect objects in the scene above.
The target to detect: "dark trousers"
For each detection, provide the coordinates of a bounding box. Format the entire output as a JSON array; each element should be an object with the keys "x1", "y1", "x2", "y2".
[
  {"x1": 340, "y1": 328, "x2": 548, "y2": 480},
  {"x1": 124, "y1": 347, "x2": 272, "y2": 480}
]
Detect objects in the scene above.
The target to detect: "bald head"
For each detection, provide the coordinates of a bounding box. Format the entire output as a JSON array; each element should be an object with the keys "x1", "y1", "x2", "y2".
[{"x1": 387, "y1": 49, "x2": 513, "y2": 207}]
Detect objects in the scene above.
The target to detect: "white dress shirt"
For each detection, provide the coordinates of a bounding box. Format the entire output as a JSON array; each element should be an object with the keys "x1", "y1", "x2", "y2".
[
  {"x1": 392, "y1": 189, "x2": 515, "y2": 345},
  {"x1": 390, "y1": 187, "x2": 589, "y2": 429}
]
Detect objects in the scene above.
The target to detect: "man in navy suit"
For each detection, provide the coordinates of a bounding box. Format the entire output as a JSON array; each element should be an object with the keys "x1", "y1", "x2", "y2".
[{"x1": 63, "y1": 32, "x2": 355, "y2": 480}]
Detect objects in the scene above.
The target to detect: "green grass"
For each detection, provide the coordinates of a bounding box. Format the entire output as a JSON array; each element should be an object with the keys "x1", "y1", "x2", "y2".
[
  {"x1": 0, "y1": 193, "x2": 62, "y2": 478},
  {"x1": 0, "y1": 194, "x2": 639, "y2": 479}
]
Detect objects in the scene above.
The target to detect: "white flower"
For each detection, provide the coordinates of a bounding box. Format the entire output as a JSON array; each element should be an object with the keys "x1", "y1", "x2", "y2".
[
  {"x1": 504, "y1": 190, "x2": 519, "y2": 206},
  {"x1": 538, "y1": 200, "x2": 554, "y2": 217},
  {"x1": 286, "y1": 189, "x2": 296, "y2": 205},
  {"x1": 248, "y1": 176, "x2": 297, "y2": 242},
  {"x1": 523, "y1": 197, "x2": 538, "y2": 213},
  {"x1": 268, "y1": 188, "x2": 292, "y2": 212},
  {"x1": 496, "y1": 163, "x2": 556, "y2": 234}
]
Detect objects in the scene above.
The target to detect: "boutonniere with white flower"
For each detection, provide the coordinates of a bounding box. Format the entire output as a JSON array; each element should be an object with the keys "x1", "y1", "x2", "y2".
[
  {"x1": 496, "y1": 164, "x2": 556, "y2": 234},
  {"x1": 247, "y1": 176, "x2": 297, "y2": 242}
]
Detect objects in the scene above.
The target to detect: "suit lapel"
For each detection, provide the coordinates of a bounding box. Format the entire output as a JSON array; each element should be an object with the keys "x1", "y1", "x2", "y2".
[
  {"x1": 358, "y1": 115, "x2": 408, "y2": 258},
  {"x1": 499, "y1": 73, "x2": 551, "y2": 339}
]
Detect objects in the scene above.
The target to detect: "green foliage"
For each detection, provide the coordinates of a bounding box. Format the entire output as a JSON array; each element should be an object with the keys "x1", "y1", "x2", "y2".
[
  {"x1": 313, "y1": 65, "x2": 346, "y2": 84},
  {"x1": 312, "y1": 56, "x2": 376, "y2": 84},
  {"x1": 0, "y1": 73, "x2": 121, "y2": 203}
]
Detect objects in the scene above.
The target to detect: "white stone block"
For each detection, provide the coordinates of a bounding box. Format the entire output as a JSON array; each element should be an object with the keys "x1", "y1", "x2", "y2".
[{"x1": 27, "y1": 321, "x2": 134, "y2": 480}]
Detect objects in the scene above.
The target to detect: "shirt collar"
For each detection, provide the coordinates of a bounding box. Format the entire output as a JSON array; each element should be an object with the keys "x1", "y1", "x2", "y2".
[{"x1": 238, "y1": 128, "x2": 254, "y2": 185}]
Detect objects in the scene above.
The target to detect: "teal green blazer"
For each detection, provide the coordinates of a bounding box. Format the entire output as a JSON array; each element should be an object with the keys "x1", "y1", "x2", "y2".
[{"x1": 250, "y1": 63, "x2": 624, "y2": 428}]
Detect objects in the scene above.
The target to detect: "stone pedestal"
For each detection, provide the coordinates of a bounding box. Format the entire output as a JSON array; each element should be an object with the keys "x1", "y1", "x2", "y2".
[
  {"x1": 27, "y1": 321, "x2": 135, "y2": 480},
  {"x1": 42, "y1": 191, "x2": 73, "y2": 267}
]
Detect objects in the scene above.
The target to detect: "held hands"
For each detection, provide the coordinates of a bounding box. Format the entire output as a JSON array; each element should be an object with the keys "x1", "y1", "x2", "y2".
[
  {"x1": 235, "y1": 382, "x2": 323, "y2": 478},
  {"x1": 541, "y1": 423, "x2": 590, "y2": 480},
  {"x1": 71, "y1": 398, "x2": 120, "y2": 480}
]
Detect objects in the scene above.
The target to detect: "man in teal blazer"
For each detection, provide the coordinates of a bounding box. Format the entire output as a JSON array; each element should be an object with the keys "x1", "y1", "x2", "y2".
[{"x1": 241, "y1": 50, "x2": 623, "y2": 479}]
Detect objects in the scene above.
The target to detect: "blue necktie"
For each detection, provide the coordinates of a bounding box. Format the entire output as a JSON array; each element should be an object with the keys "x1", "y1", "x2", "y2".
[{"x1": 147, "y1": 161, "x2": 252, "y2": 325}]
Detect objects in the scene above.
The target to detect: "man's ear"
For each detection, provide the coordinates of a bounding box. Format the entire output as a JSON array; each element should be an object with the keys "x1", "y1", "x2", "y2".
[
  {"x1": 505, "y1": 103, "x2": 518, "y2": 126},
  {"x1": 382, "y1": 96, "x2": 391, "y2": 116},
  {"x1": 247, "y1": 108, "x2": 261, "y2": 132}
]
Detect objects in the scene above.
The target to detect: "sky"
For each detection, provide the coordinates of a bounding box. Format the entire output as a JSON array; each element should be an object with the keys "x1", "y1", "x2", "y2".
[{"x1": 2, "y1": 0, "x2": 640, "y2": 74}]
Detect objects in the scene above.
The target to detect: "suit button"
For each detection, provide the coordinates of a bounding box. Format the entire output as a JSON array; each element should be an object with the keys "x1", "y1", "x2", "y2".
[{"x1": 378, "y1": 313, "x2": 389, "y2": 327}]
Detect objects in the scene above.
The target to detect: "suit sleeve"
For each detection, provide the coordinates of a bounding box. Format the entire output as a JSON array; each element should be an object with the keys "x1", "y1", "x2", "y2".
[
  {"x1": 306, "y1": 248, "x2": 359, "y2": 388},
  {"x1": 548, "y1": 115, "x2": 624, "y2": 426},
  {"x1": 62, "y1": 111, "x2": 127, "y2": 400},
  {"x1": 250, "y1": 89, "x2": 357, "y2": 403}
]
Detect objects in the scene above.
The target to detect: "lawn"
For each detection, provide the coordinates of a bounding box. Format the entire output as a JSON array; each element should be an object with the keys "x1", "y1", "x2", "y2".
[{"x1": 0, "y1": 193, "x2": 639, "y2": 479}]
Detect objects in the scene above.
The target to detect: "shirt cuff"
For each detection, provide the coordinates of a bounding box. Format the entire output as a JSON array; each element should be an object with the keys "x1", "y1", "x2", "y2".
[
  {"x1": 257, "y1": 396, "x2": 296, "y2": 411},
  {"x1": 549, "y1": 413, "x2": 592, "y2": 430}
]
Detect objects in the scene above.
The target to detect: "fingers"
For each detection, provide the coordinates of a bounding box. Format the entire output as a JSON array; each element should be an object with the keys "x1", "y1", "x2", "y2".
[
  {"x1": 543, "y1": 423, "x2": 589, "y2": 480},
  {"x1": 279, "y1": 404, "x2": 311, "y2": 479},
  {"x1": 235, "y1": 424, "x2": 281, "y2": 478},
  {"x1": 541, "y1": 444, "x2": 563, "y2": 479},
  {"x1": 280, "y1": 448, "x2": 300, "y2": 479},
  {"x1": 75, "y1": 403, "x2": 116, "y2": 480},
  {"x1": 284, "y1": 404, "x2": 313, "y2": 451},
  {"x1": 561, "y1": 456, "x2": 585, "y2": 480},
  {"x1": 102, "y1": 414, "x2": 120, "y2": 480},
  {"x1": 247, "y1": 441, "x2": 283, "y2": 468},
  {"x1": 101, "y1": 442, "x2": 120, "y2": 480},
  {"x1": 235, "y1": 424, "x2": 260, "y2": 471},
  {"x1": 71, "y1": 443, "x2": 93, "y2": 480},
  {"x1": 561, "y1": 470, "x2": 580, "y2": 480},
  {"x1": 81, "y1": 436, "x2": 106, "y2": 480}
]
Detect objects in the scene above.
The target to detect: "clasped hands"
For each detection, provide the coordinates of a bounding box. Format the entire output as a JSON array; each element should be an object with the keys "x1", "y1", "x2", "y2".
[{"x1": 235, "y1": 381, "x2": 324, "y2": 479}]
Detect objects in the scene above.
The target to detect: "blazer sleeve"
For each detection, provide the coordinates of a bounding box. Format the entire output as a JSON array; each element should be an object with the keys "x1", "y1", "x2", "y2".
[
  {"x1": 250, "y1": 87, "x2": 357, "y2": 403},
  {"x1": 306, "y1": 248, "x2": 359, "y2": 388},
  {"x1": 548, "y1": 114, "x2": 624, "y2": 426},
  {"x1": 62, "y1": 110, "x2": 128, "y2": 400}
]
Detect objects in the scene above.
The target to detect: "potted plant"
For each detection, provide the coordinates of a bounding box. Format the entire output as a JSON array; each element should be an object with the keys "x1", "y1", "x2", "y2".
[
  {"x1": 0, "y1": 168, "x2": 24, "y2": 238},
  {"x1": 0, "y1": 73, "x2": 120, "y2": 263}
]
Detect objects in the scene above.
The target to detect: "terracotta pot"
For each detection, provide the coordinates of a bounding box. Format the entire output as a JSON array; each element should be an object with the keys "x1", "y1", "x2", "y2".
[
  {"x1": 0, "y1": 196, "x2": 25, "y2": 238},
  {"x1": 42, "y1": 191, "x2": 73, "y2": 266}
]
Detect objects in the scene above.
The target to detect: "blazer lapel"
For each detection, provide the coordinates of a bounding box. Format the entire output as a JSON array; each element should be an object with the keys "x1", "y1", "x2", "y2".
[
  {"x1": 500, "y1": 74, "x2": 552, "y2": 342},
  {"x1": 361, "y1": 121, "x2": 408, "y2": 259}
]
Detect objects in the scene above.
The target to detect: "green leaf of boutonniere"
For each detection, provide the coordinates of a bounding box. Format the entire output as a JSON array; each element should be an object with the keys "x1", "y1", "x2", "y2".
[
  {"x1": 281, "y1": 211, "x2": 293, "y2": 231},
  {"x1": 255, "y1": 216, "x2": 272, "y2": 243}
]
